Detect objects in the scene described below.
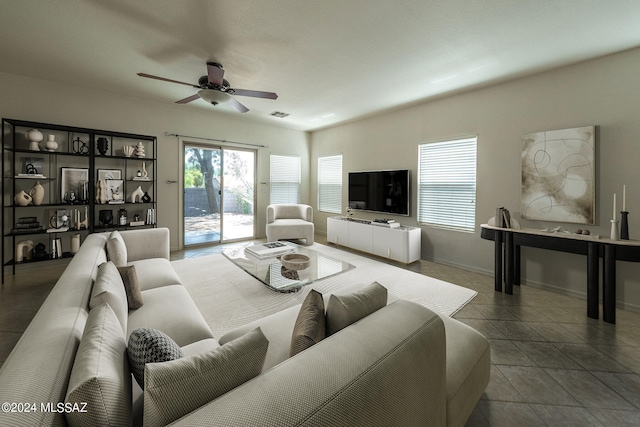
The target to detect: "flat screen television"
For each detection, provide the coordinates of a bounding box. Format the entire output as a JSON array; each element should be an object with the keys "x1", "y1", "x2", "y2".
[{"x1": 348, "y1": 169, "x2": 410, "y2": 216}]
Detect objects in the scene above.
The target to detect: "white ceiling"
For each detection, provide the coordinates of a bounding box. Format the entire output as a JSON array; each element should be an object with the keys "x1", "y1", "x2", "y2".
[{"x1": 2, "y1": 0, "x2": 640, "y2": 131}]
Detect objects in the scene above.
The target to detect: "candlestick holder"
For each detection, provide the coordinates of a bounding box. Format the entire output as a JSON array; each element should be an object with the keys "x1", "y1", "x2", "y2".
[
  {"x1": 610, "y1": 219, "x2": 619, "y2": 241},
  {"x1": 620, "y1": 211, "x2": 629, "y2": 240}
]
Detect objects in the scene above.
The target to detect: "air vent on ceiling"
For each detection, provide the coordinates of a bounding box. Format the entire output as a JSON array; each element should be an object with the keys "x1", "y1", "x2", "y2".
[{"x1": 270, "y1": 111, "x2": 290, "y2": 118}]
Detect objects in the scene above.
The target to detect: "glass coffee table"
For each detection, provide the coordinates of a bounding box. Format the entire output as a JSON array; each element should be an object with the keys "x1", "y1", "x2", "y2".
[{"x1": 222, "y1": 242, "x2": 355, "y2": 293}]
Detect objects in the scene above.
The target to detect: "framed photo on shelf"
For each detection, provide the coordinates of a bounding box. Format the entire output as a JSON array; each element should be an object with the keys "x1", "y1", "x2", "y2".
[
  {"x1": 97, "y1": 169, "x2": 122, "y2": 181},
  {"x1": 105, "y1": 179, "x2": 125, "y2": 204},
  {"x1": 60, "y1": 168, "x2": 89, "y2": 202}
]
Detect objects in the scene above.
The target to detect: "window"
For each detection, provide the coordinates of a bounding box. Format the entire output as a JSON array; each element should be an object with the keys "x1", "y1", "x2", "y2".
[
  {"x1": 270, "y1": 154, "x2": 301, "y2": 204},
  {"x1": 418, "y1": 137, "x2": 477, "y2": 232},
  {"x1": 318, "y1": 155, "x2": 343, "y2": 214}
]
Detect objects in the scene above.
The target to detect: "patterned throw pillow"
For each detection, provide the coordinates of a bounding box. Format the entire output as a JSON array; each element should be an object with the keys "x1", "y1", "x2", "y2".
[{"x1": 127, "y1": 328, "x2": 184, "y2": 388}]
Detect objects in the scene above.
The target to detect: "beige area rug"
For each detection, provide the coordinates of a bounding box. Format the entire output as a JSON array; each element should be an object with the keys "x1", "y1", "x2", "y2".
[{"x1": 172, "y1": 243, "x2": 477, "y2": 338}]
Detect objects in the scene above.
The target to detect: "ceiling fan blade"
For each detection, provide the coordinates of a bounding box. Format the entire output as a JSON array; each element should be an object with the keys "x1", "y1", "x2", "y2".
[
  {"x1": 207, "y1": 62, "x2": 225, "y2": 86},
  {"x1": 175, "y1": 93, "x2": 201, "y2": 104},
  {"x1": 227, "y1": 97, "x2": 249, "y2": 113},
  {"x1": 137, "y1": 72, "x2": 199, "y2": 88},
  {"x1": 231, "y1": 88, "x2": 278, "y2": 99}
]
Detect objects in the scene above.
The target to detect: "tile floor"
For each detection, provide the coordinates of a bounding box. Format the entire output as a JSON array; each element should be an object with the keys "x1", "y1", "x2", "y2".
[{"x1": 1, "y1": 234, "x2": 639, "y2": 426}]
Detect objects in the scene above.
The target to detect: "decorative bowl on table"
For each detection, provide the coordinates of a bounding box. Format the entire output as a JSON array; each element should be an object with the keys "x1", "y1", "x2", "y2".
[{"x1": 280, "y1": 253, "x2": 310, "y2": 270}]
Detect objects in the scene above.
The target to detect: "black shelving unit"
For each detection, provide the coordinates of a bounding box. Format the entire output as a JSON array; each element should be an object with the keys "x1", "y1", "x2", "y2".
[{"x1": 2, "y1": 118, "x2": 157, "y2": 283}]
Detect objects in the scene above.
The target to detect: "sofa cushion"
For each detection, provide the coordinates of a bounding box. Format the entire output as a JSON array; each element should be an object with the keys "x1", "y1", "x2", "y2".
[
  {"x1": 290, "y1": 289, "x2": 325, "y2": 357},
  {"x1": 128, "y1": 328, "x2": 184, "y2": 388},
  {"x1": 219, "y1": 305, "x2": 300, "y2": 372},
  {"x1": 117, "y1": 265, "x2": 144, "y2": 309},
  {"x1": 441, "y1": 315, "x2": 492, "y2": 427},
  {"x1": 90, "y1": 261, "x2": 128, "y2": 333},
  {"x1": 144, "y1": 327, "x2": 269, "y2": 427},
  {"x1": 127, "y1": 285, "x2": 215, "y2": 347},
  {"x1": 128, "y1": 258, "x2": 183, "y2": 291},
  {"x1": 65, "y1": 303, "x2": 131, "y2": 427},
  {"x1": 106, "y1": 230, "x2": 127, "y2": 267},
  {"x1": 326, "y1": 281, "x2": 387, "y2": 335}
]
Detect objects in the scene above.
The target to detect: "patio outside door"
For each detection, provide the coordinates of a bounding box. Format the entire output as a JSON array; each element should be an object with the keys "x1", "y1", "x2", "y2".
[{"x1": 184, "y1": 144, "x2": 255, "y2": 246}]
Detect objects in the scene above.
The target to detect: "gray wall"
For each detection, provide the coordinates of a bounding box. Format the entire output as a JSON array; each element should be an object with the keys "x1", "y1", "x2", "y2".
[
  {"x1": 0, "y1": 72, "x2": 310, "y2": 250},
  {"x1": 4, "y1": 46, "x2": 640, "y2": 311},
  {"x1": 310, "y1": 47, "x2": 640, "y2": 312}
]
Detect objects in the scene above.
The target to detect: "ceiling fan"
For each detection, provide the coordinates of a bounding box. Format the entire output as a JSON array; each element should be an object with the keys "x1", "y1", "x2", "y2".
[{"x1": 137, "y1": 61, "x2": 277, "y2": 113}]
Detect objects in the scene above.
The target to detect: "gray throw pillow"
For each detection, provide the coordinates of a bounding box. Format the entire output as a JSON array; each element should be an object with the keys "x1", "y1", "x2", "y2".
[
  {"x1": 326, "y1": 281, "x2": 387, "y2": 336},
  {"x1": 127, "y1": 328, "x2": 184, "y2": 388},
  {"x1": 117, "y1": 265, "x2": 144, "y2": 310},
  {"x1": 290, "y1": 289, "x2": 325, "y2": 357},
  {"x1": 143, "y1": 327, "x2": 269, "y2": 427}
]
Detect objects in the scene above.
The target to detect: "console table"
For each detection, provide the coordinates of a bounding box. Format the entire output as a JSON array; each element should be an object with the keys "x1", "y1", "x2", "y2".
[{"x1": 480, "y1": 224, "x2": 640, "y2": 324}]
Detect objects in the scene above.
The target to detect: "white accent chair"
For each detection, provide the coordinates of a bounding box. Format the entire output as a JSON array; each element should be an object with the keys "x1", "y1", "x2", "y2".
[{"x1": 266, "y1": 204, "x2": 314, "y2": 245}]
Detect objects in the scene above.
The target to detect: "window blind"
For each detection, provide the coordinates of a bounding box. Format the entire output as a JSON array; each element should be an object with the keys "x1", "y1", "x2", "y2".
[
  {"x1": 417, "y1": 137, "x2": 477, "y2": 232},
  {"x1": 318, "y1": 155, "x2": 343, "y2": 214},
  {"x1": 270, "y1": 154, "x2": 301, "y2": 204}
]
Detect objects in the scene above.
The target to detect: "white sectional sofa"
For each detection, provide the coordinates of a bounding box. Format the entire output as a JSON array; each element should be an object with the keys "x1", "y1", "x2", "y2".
[{"x1": 0, "y1": 227, "x2": 490, "y2": 426}]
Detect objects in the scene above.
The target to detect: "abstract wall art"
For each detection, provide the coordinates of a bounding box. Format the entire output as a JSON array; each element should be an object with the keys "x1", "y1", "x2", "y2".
[{"x1": 521, "y1": 126, "x2": 595, "y2": 224}]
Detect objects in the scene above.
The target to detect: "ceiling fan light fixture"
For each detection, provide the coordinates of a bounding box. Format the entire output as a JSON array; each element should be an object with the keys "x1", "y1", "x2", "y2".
[{"x1": 198, "y1": 89, "x2": 230, "y2": 105}]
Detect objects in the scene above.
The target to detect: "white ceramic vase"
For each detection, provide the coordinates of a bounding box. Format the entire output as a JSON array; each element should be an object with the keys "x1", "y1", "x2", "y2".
[
  {"x1": 122, "y1": 145, "x2": 134, "y2": 157},
  {"x1": 25, "y1": 129, "x2": 43, "y2": 151},
  {"x1": 70, "y1": 234, "x2": 81, "y2": 254},
  {"x1": 130, "y1": 186, "x2": 144, "y2": 203},
  {"x1": 14, "y1": 191, "x2": 32, "y2": 206},
  {"x1": 45, "y1": 134, "x2": 58, "y2": 151},
  {"x1": 29, "y1": 181, "x2": 44, "y2": 205}
]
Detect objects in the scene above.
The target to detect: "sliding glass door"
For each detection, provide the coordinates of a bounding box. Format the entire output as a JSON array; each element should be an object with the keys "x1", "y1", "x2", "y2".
[
  {"x1": 184, "y1": 144, "x2": 255, "y2": 246},
  {"x1": 221, "y1": 148, "x2": 255, "y2": 241}
]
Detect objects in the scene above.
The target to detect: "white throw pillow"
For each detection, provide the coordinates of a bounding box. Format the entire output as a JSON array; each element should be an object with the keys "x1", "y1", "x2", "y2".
[
  {"x1": 65, "y1": 303, "x2": 132, "y2": 427},
  {"x1": 106, "y1": 230, "x2": 127, "y2": 267},
  {"x1": 90, "y1": 261, "x2": 128, "y2": 333},
  {"x1": 143, "y1": 327, "x2": 269, "y2": 427}
]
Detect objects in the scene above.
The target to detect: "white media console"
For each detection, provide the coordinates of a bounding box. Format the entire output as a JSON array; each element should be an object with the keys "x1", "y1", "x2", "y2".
[{"x1": 327, "y1": 216, "x2": 421, "y2": 263}]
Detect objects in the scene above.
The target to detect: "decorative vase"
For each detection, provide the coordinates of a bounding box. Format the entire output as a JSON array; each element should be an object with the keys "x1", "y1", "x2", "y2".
[
  {"x1": 130, "y1": 186, "x2": 144, "y2": 203},
  {"x1": 25, "y1": 129, "x2": 43, "y2": 151},
  {"x1": 96, "y1": 179, "x2": 108, "y2": 204},
  {"x1": 78, "y1": 180, "x2": 89, "y2": 204},
  {"x1": 118, "y1": 209, "x2": 128, "y2": 225},
  {"x1": 15, "y1": 240, "x2": 34, "y2": 263},
  {"x1": 135, "y1": 142, "x2": 145, "y2": 158},
  {"x1": 28, "y1": 181, "x2": 45, "y2": 205},
  {"x1": 33, "y1": 243, "x2": 48, "y2": 260},
  {"x1": 122, "y1": 145, "x2": 134, "y2": 157},
  {"x1": 97, "y1": 137, "x2": 109, "y2": 155},
  {"x1": 70, "y1": 234, "x2": 81, "y2": 254},
  {"x1": 14, "y1": 190, "x2": 32, "y2": 206},
  {"x1": 45, "y1": 134, "x2": 58, "y2": 151},
  {"x1": 141, "y1": 162, "x2": 148, "y2": 178},
  {"x1": 141, "y1": 192, "x2": 151, "y2": 203},
  {"x1": 99, "y1": 210, "x2": 113, "y2": 226}
]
